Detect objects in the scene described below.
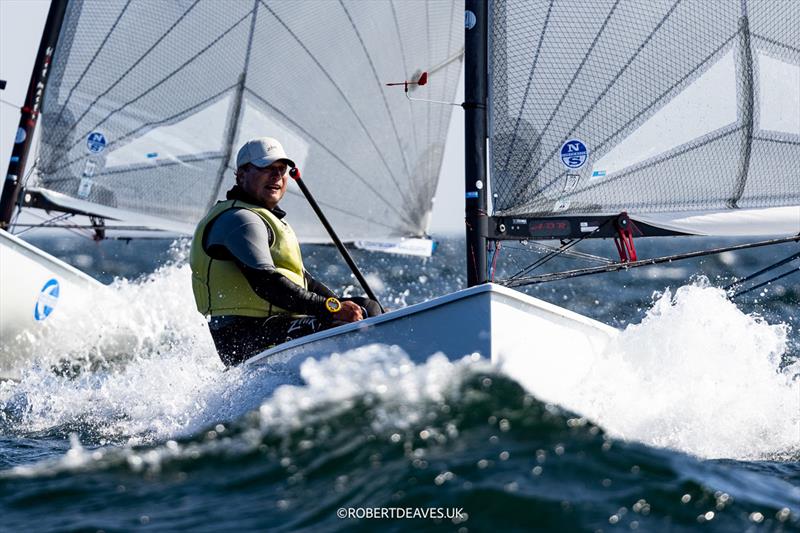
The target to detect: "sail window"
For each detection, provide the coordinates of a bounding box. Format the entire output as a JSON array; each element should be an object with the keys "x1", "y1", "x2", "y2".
[
  {"x1": 591, "y1": 48, "x2": 738, "y2": 179},
  {"x1": 756, "y1": 53, "x2": 800, "y2": 136},
  {"x1": 104, "y1": 93, "x2": 233, "y2": 169}
]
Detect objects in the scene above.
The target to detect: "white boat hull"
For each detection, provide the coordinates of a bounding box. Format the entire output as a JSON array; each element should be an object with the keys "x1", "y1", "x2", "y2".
[
  {"x1": 0, "y1": 230, "x2": 103, "y2": 377},
  {"x1": 245, "y1": 283, "x2": 617, "y2": 384},
  {"x1": 353, "y1": 237, "x2": 437, "y2": 257}
]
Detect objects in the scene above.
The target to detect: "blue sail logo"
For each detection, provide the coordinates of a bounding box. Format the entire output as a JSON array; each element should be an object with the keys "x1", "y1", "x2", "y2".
[
  {"x1": 560, "y1": 139, "x2": 588, "y2": 169},
  {"x1": 86, "y1": 131, "x2": 107, "y2": 153}
]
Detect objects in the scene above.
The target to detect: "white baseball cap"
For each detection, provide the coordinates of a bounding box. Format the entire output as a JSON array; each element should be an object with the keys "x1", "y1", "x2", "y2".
[{"x1": 236, "y1": 137, "x2": 296, "y2": 169}]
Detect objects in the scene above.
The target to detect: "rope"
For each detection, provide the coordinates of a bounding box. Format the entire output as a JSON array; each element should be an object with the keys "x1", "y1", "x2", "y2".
[{"x1": 503, "y1": 241, "x2": 613, "y2": 265}]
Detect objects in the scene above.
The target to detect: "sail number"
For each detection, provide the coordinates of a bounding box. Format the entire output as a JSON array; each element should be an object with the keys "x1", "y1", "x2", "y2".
[{"x1": 529, "y1": 220, "x2": 570, "y2": 237}]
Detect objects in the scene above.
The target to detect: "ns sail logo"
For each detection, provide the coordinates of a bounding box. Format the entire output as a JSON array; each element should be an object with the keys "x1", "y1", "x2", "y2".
[{"x1": 560, "y1": 139, "x2": 588, "y2": 169}]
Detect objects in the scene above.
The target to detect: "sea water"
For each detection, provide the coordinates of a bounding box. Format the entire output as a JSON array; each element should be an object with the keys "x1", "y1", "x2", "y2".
[{"x1": 0, "y1": 235, "x2": 797, "y2": 532}]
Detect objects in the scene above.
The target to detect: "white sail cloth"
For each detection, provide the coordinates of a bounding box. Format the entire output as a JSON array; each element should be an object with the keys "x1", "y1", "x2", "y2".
[
  {"x1": 632, "y1": 206, "x2": 800, "y2": 237},
  {"x1": 488, "y1": 0, "x2": 800, "y2": 237},
  {"x1": 34, "y1": 0, "x2": 464, "y2": 242}
]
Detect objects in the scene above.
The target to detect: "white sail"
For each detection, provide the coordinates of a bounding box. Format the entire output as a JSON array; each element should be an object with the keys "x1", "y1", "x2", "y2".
[
  {"x1": 488, "y1": 0, "x2": 800, "y2": 236},
  {"x1": 33, "y1": 0, "x2": 464, "y2": 242}
]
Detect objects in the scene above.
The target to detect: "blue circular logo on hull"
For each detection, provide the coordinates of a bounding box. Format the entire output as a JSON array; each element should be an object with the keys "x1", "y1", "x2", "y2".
[{"x1": 34, "y1": 278, "x2": 60, "y2": 321}]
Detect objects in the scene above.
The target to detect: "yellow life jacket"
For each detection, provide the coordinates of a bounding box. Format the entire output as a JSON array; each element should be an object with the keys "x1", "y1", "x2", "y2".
[{"x1": 189, "y1": 199, "x2": 306, "y2": 317}]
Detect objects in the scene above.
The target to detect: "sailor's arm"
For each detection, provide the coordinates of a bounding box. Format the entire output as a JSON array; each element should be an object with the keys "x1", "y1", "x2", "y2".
[
  {"x1": 204, "y1": 209, "x2": 327, "y2": 314},
  {"x1": 301, "y1": 271, "x2": 363, "y2": 321},
  {"x1": 304, "y1": 270, "x2": 336, "y2": 298}
]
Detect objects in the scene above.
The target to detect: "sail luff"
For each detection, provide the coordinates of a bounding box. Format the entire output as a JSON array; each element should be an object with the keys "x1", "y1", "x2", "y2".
[
  {"x1": 211, "y1": 0, "x2": 260, "y2": 209},
  {"x1": 0, "y1": 0, "x2": 69, "y2": 226},
  {"x1": 729, "y1": 9, "x2": 755, "y2": 208}
]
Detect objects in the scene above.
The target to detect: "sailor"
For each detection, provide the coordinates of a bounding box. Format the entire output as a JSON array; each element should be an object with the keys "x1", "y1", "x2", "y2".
[{"x1": 189, "y1": 137, "x2": 381, "y2": 366}]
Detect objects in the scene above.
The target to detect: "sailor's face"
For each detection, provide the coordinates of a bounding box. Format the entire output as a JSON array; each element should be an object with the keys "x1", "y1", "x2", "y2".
[{"x1": 239, "y1": 161, "x2": 288, "y2": 209}]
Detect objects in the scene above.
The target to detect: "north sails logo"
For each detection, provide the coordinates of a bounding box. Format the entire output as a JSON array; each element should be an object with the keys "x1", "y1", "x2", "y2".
[{"x1": 560, "y1": 139, "x2": 588, "y2": 169}]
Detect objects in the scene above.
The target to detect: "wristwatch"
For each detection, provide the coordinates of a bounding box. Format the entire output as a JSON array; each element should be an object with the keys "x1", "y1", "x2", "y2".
[{"x1": 325, "y1": 297, "x2": 342, "y2": 313}]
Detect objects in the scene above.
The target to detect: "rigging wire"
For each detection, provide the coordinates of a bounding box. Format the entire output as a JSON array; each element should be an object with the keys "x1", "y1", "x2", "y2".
[
  {"x1": 501, "y1": 235, "x2": 800, "y2": 288},
  {"x1": 0, "y1": 97, "x2": 21, "y2": 109},
  {"x1": 11, "y1": 148, "x2": 96, "y2": 242},
  {"x1": 10, "y1": 223, "x2": 174, "y2": 233},
  {"x1": 12, "y1": 204, "x2": 179, "y2": 240},
  {"x1": 527, "y1": 241, "x2": 614, "y2": 264},
  {"x1": 723, "y1": 251, "x2": 800, "y2": 292},
  {"x1": 13, "y1": 212, "x2": 91, "y2": 240},
  {"x1": 489, "y1": 241, "x2": 502, "y2": 281},
  {"x1": 723, "y1": 251, "x2": 800, "y2": 300},
  {"x1": 502, "y1": 241, "x2": 614, "y2": 266},
  {"x1": 730, "y1": 267, "x2": 799, "y2": 300},
  {"x1": 506, "y1": 217, "x2": 613, "y2": 280}
]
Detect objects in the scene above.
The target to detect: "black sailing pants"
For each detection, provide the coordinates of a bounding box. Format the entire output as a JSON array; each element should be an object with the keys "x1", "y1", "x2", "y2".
[{"x1": 208, "y1": 297, "x2": 382, "y2": 366}]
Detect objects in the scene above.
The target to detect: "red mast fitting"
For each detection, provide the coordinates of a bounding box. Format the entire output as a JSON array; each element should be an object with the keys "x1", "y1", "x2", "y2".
[{"x1": 613, "y1": 212, "x2": 638, "y2": 263}]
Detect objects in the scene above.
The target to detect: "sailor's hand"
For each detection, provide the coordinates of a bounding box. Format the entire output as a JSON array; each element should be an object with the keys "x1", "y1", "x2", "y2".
[{"x1": 334, "y1": 300, "x2": 364, "y2": 322}]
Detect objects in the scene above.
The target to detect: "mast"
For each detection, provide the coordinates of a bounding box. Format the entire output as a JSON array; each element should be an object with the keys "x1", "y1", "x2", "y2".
[
  {"x1": 0, "y1": 0, "x2": 70, "y2": 228},
  {"x1": 464, "y1": 0, "x2": 489, "y2": 286},
  {"x1": 210, "y1": 0, "x2": 260, "y2": 207}
]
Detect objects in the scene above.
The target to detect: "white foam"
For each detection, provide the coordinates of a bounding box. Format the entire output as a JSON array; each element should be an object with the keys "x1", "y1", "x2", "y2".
[
  {"x1": 258, "y1": 346, "x2": 486, "y2": 434},
  {"x1": 518, "y1": 279, "x2": 798, "y2": 460},
  {"x1": 21, "y1": 259, "x2": 210, "y2": 366},
  {"x1": 2, "y1": 347, "x2": 487, "y2": 478},
  {"x1": 0, "y1": 256, "x2": 242, "y2": 441},
  {"x1": 3, "y1": 256, "x2": 796, "y2": 465},
  {"x1": 1, "y1": 245, "x2": 483, "y2": 448}
]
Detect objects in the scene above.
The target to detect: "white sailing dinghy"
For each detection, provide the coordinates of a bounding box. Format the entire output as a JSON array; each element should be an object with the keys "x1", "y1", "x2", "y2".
[
  {"x1": 0, "y1": 0, "x2": 462, "y2": 373},
  {"x1": 2, "y1": 0, "x2": 798, "y2": 379},
  {"x1": 249, "y1": 0, "x2": 799, "y2": 372}
]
